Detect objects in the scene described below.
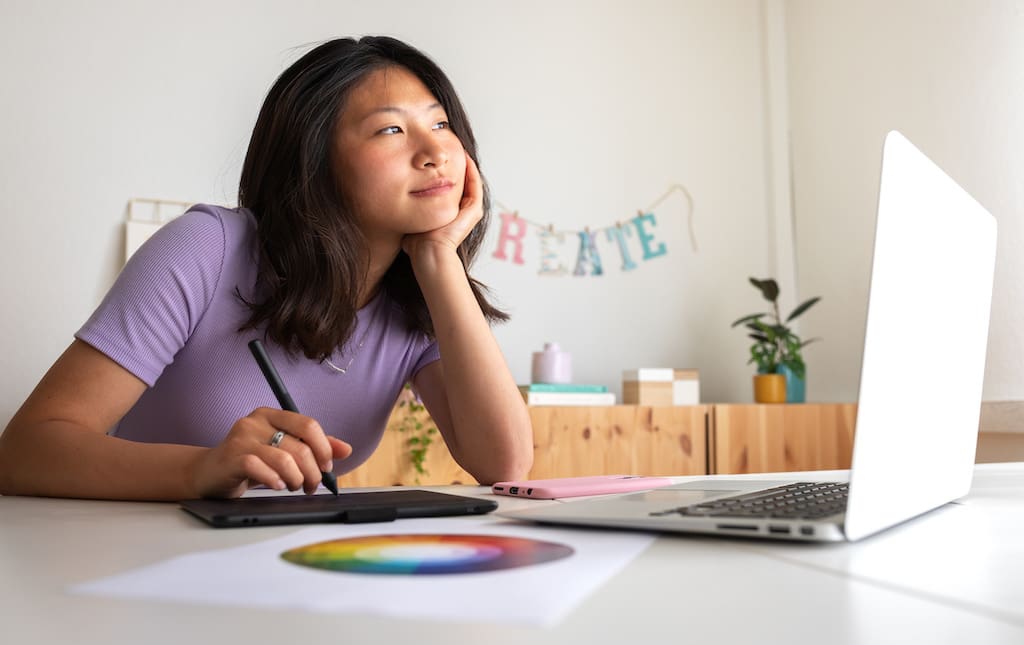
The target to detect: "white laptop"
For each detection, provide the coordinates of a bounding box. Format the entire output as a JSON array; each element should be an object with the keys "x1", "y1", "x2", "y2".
[{"x1": 501, "y1": 131, "x2": 998, "y2": 542}]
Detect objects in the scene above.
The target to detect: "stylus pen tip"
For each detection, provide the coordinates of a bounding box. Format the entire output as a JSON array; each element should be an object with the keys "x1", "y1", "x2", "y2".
[{"x1": 322, "y1": 471, "x2": 340, "y2": 496}]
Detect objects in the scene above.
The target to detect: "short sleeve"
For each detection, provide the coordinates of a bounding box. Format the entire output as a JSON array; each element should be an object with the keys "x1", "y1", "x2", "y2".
[
  {"x1": 76, "y1": 208, "x2": 227, "y2": 386},
  {"x1": 411, "y1": 339, "x2": 441, "y2": 377}
]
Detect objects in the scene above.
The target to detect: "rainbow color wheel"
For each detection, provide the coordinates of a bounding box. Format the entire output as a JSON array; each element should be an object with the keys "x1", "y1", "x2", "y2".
[{"x1": 281, "y1": 534, "x2": 574, "y2": 575}]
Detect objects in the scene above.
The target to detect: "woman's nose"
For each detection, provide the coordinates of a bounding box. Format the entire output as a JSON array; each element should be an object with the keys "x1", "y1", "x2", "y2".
[{"x1": 413, "y1": 135, "x2": 449, "y2": 168}]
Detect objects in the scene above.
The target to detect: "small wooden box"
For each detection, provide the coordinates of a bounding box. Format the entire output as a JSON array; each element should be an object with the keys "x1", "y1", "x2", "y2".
[{"x1": 622, "y1": 368, "x2": 700, "y2": 405}]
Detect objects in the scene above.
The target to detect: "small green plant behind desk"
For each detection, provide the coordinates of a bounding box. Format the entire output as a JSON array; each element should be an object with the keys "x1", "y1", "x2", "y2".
[
  {"x1": 732, "y1": 277, "x2": 821, "y2": 403},
  {"x1": 390, "y1": 384, "x2": 437, "y2": 483}
]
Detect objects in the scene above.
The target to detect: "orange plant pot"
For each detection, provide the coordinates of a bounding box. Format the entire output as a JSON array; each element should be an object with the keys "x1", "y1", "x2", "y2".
[{"x1": 753, "y1": 373, "x2": 787, "y2": 403}]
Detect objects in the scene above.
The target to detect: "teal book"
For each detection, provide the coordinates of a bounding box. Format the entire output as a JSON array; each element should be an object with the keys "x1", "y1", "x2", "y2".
[{"x1": 518, "y1": 383, "x2": 608, "y2": 393}]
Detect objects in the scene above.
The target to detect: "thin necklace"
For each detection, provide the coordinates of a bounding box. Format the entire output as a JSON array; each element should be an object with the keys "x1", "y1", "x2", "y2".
[
  {"x1": 324, "y1": 338, "x2": 365, "y2": 374},
  {"x1": 323, "y1": 300, "x2": 377, "y2": 374}
]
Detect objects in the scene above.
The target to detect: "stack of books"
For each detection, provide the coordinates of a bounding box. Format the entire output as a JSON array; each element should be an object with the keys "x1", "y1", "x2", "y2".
[{"x1": 518, "y1": 383, "x2": 616, "y2": 406}]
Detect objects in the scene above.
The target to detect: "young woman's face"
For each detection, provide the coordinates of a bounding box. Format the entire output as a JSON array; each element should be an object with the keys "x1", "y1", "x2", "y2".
[{"x1": 333, "y1": 65, "x2": 467, "y2": 245}]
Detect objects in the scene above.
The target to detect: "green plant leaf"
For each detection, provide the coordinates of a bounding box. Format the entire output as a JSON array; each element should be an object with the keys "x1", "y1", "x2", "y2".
[
  {"x1": 749, "y1": 277, "x2": 779, "y2": 302},
  {"x1": 731, "y1": 313, "x2": 766, "y2": 327},
  {"x1": 733, "y1": 279, "x2": 823, "y2": 378},
  {"x1": 391, "y1": 382, "x2": 437, "y2": 481},
  {"x1": 785, "y1": 296, "x2": 821, "y2": 322}
]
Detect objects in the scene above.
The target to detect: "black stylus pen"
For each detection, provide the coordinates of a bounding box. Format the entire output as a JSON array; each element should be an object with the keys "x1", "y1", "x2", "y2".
[{"x1": 248, "y1": 339, "x2": 340, "y2": 496}]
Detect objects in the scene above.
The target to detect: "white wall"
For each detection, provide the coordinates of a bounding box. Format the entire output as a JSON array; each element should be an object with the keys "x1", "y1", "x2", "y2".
[
  {"x1": 785, "y1": 0, "x2": 1024, "y2": 402},
  {"x1": 10, "y1": 0, "x2": 1016, "y2": 427},
  {"x1": 0, "y1": 0, "x2": 776, "y2": 424}
]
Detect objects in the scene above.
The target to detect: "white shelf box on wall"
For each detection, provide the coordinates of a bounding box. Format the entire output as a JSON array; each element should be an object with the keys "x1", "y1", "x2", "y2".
[{"x1": 622, "y1": 368, "x2": 700, "y2": 406}]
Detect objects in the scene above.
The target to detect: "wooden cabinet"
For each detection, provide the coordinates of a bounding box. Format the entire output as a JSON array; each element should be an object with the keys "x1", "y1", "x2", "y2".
[
  {"x1": 528, "y1": 405, "x2": 709, "y2": 479},
  {"x1": 711, "y1": 404, "x2": 857, "y2": 474},
  {"x1": 338, "y1": 402, "x2": 856, "y2": 487},
  {"x1": 337, "y1": 401, "x2": 474, "y2": 488}
]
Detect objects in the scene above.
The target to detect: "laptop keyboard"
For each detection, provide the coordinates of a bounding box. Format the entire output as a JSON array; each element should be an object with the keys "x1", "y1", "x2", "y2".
[{"x1": 651, "y1": 481, "x2": 849, "y2": 520}]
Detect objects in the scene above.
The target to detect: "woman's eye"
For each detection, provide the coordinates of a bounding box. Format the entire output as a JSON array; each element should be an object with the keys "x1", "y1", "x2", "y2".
[
  {"x1": 378, "y1": 125, "x2": 403, "y2": 135},
  {"x1": 432, "y1": 121, "x2": 450, "y2": 131}
]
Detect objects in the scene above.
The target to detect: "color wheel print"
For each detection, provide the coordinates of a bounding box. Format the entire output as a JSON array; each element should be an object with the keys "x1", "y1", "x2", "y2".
[{"x1": 281, "y1": 534, "x2": 574, "y2": 575}]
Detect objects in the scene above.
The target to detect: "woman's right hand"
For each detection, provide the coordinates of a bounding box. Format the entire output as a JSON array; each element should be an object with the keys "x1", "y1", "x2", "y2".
[{"x1": 189, "y1": 408, "x2": 353, "y2": 499}]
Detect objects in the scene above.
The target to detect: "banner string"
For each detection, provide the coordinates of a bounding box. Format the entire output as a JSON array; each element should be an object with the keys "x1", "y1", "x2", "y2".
[{"x1": 494, "y1": 183, "x2": 697, "y2": 252}]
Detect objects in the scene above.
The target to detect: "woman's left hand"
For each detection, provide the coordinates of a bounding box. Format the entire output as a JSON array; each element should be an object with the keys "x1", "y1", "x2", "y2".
[{"x1": 402, "y1": 151, "x2": 483, "y2": 258}]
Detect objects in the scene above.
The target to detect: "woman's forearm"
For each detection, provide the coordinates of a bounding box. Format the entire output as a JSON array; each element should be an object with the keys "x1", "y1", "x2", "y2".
[
  {"x1": 0, "y1": 419, "x2": 204, "y2": 500},
  {"x1": 410, "y1": 246, "x2": 533, "y2": 482}
]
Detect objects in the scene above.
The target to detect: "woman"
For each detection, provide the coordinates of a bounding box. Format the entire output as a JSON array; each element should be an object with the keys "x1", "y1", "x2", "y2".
[{"x1": 0, "y1": 36, "x2": 532, "y2": 499}]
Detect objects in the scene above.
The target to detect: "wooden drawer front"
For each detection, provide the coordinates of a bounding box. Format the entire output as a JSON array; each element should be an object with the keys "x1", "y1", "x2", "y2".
[
  {"x1": 712, "y1": 404, "x2": 856, "y2": 474},
  {"x1": 528, "y1": 405, "x2": 709, "y2": 478}
]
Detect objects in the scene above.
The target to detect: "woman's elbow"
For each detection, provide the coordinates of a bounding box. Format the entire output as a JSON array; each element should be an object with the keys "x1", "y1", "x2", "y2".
[{"x1": 475, "y1": 438, "x2": 533, "y2": 485}]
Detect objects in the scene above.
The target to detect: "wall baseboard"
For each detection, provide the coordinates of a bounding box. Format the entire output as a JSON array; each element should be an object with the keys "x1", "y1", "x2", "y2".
[
  {"x1": 979, "y1": 401, "x2": 1024, "y2": 434},
  {"x1": 977, "y1": 401, "x2": 1024, "y2": 464},
  {"x1": 976, "y1": 432, "x2": 1024, "y2": 463}
]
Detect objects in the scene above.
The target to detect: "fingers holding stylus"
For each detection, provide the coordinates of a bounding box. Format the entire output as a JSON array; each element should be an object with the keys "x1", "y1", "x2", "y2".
[
  {"x1": 266, "y1": 416, "x2": 355, "y2": 471},
  {"x1": 234, "y1": 453, "x2": 288, "y2": 492},
  {"x1": 254, "y1": 439, "x2": 312, "y2": 493},
  {"x1": 259, "y1": 408, "x2": 336, "y2": 470},
  {"x1": 249, "y1": 408, "x2": 336, "y2": 494},
  {"x1": 192, "y1": 407, "x2": 353, "y2": 498}
]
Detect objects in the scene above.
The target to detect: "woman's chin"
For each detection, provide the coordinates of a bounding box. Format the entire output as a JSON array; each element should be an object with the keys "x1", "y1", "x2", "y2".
[{"x1": 414, "y1": 210, "x2": 459, "y2": 232}]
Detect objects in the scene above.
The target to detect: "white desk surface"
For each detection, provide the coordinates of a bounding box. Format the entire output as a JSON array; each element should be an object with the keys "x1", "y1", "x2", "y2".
[{"x1": 2, "y1": 463, "x2": 1023, "y2": 645}]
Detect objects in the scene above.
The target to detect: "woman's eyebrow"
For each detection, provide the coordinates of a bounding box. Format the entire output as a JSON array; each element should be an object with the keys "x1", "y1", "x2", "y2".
[{"x1": 360, "y1": 102, "x2": 443, "y2": 121}]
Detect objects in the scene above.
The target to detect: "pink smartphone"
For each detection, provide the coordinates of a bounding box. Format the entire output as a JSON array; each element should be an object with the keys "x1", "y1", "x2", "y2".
[{"x1": 491, "y1": 475, "x2": 675, "y2": 499}]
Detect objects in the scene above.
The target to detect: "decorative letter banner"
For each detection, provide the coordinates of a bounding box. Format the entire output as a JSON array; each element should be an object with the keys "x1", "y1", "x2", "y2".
[{"x1": 491, "y1": 184, "x2": 696, "y2": 277}]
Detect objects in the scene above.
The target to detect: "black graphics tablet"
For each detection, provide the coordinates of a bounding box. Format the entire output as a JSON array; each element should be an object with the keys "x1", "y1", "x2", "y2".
[{"x1": 181, "y1": 489, "x2": 498, "y2": 528}]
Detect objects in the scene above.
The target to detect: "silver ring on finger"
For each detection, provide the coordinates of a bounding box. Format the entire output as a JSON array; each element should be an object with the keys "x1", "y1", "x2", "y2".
[{"x1": 269, "y1": 430, "x2": 286, "y2": 448}]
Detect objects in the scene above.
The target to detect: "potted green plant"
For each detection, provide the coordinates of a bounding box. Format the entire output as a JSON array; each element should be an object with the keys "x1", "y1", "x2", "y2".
[
  {"x1": 731, "y1": 277, "x2": 821, "y2": 403},
  {"x1": 391, "y1": 383, "x2": 438, "y2": 484}
]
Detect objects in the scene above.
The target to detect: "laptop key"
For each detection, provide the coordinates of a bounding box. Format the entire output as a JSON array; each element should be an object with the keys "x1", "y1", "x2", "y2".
[{"x1": 664, "y1": 482, "x2": 849, "y2": 520}]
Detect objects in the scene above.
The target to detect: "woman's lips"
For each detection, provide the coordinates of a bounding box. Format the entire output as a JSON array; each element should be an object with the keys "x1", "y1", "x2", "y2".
[{"x1": 411, "y1": 180, "x2": 455, "y2": 197}]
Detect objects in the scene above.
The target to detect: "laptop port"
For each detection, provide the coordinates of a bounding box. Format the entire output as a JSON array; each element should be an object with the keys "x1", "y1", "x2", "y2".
[
  {"x1": 493, "y1": 486, "x2": 504, "y2": 491},
  {"x1": 716, "y1": 524, "x2": 758, "y2": 531},
  {"x1": 509, "y1": 486, "x2": 519, "y2": 495},
  {"x1": 800, "y1": 526, "x2": 814, "y2": 536},
  {"x1": 527, "y1": 488, "x2": 533, "y2": 495},
  {"x1": 768, "y1": 525, "x2": 791, "y2": 534}
]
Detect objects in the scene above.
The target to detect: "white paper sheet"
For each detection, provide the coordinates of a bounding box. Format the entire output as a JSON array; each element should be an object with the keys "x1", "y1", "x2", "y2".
[{"x1": 71, "y1": 517, "x2": 654, "y2": 627}]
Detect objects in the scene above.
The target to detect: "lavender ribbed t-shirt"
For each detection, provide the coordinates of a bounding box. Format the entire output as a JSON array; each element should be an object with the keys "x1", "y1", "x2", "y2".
[{"x1": 76, "y1": 204, "x2": 440, "y2": 474}]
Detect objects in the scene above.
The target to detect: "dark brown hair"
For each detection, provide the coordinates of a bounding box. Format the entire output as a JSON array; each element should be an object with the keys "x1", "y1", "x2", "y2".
[{"x1": 238, "y1": 36, "x2": 506, "y2": 360}]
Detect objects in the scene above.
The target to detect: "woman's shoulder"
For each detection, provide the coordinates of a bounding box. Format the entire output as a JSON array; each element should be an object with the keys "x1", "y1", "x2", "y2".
[
  {"x1": 166, "y1": 204, "x2": 255, "y2": 241},
  {"x1": 78, "y1": 205, "x2": 256, "y2": 386},
  {"x1": 139, "y1": 204, "x2": 256, "y2": 266},
  {"x1": 117, "y1": 204, "x2": 259, "y2": 306}
]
